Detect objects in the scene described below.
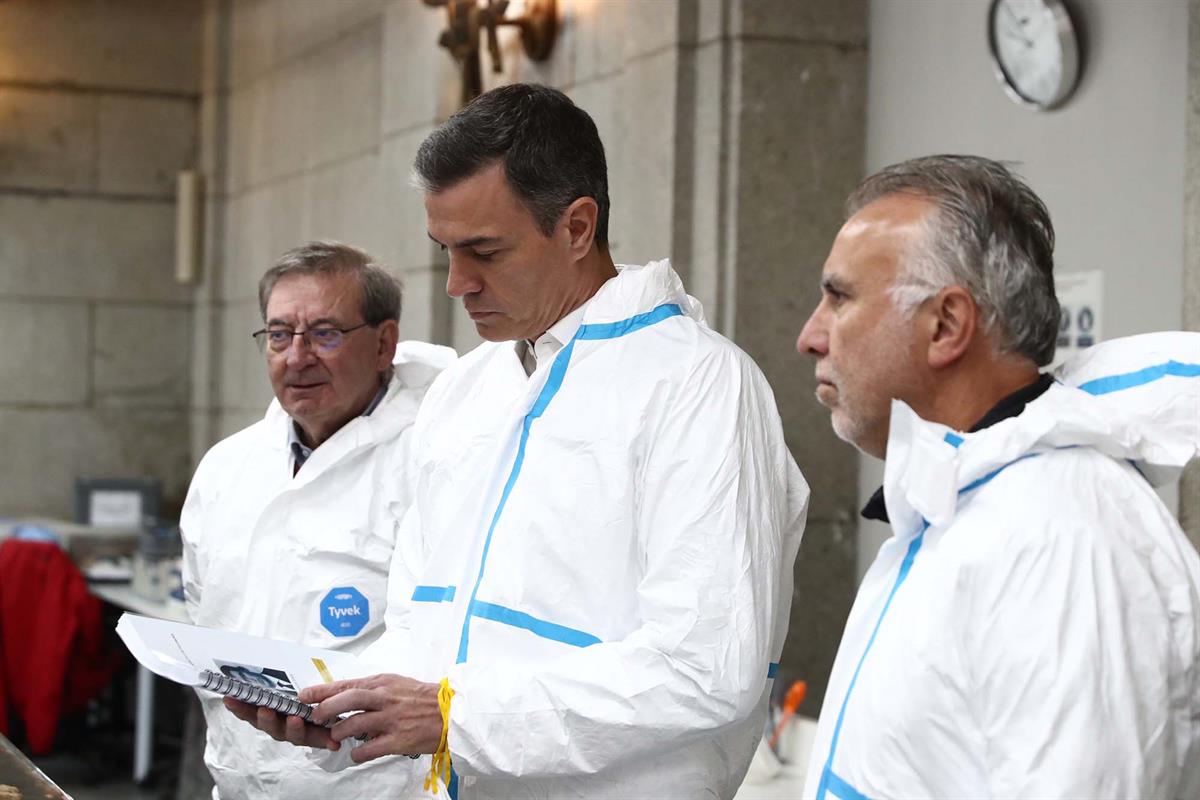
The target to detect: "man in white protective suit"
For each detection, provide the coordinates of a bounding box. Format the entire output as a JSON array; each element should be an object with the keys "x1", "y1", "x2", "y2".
[
  {"x1": 227, "y1": 84, "x2": 810, "y2": 798},
  {"x1": 181, "y1": 241, "x2": 455, "y2": 799},
  {"x1": 796, "y1": 154, "x2": 1200, "y2": 799}
]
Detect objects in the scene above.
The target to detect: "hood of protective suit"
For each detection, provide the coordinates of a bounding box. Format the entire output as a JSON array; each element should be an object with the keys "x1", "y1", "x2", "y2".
[
  {"x1": 883, "y1": 331, "x2": 1200, "y2": 537},
  {"x1": 259, "y1": 340, "x2": 455, "y2": 465}
]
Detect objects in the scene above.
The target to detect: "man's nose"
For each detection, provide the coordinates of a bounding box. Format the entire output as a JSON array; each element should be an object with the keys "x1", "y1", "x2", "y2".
[
  {"x1": 796, "y1": 307, "x2": 828, "y2": 357},
  {"x1": 284, "y1": 333, "x2": 319, "y2": 367},
  {"x1": 445, "y1": 254, "x2": 481, "y2": 298}
]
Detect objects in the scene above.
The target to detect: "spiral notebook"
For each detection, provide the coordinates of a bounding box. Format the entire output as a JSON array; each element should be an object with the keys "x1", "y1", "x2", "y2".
[{"x1": 116, "y1": 612, "x2": 370, "y2": 726}]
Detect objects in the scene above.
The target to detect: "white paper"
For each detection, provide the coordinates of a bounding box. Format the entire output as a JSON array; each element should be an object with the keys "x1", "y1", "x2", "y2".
[{"x1": 115, "y1": 613, "x2": 369, "y2": 693}]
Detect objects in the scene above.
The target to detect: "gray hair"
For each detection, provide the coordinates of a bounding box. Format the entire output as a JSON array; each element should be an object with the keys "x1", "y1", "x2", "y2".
[
  {"x1": 258, "y1": 241, "x2": 402, "y2": 325},
  {"x1": 847, "y1": 155, "x2": 1059, "y2": 366}
]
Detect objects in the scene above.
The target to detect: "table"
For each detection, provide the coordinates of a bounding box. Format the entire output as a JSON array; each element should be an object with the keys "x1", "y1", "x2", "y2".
[{"x1": 90, "y1": 582, "x2": 189, "y2": 785}]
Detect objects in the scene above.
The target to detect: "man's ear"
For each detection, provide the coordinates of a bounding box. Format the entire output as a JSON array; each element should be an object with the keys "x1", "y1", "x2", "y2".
[
  {"x1": 926, "y1": 286, "x2": 977, "y2": 369},
  {"x1": 376, "y1": 319, "x2": 400, "y2": 371},
  {"x1": 561, "y1": 197, "x2": 598, "y2": 261}
]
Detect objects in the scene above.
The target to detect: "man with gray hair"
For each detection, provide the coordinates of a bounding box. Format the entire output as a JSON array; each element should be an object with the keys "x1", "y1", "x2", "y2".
[
  {"x1": 180, "y1": 241, "x2": 455, "y2": 799},
  {"x1": 798, "y1": 155, "x2": 1200, "y2": 798}
]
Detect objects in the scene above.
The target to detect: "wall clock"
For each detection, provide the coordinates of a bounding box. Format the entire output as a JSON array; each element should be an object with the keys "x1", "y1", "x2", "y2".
[{"x1": 988, "y1": 0, "x2": 1081, "y2": 110}]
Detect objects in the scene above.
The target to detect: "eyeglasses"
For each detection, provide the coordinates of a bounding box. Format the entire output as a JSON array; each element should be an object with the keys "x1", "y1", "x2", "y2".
[{"x1": 251, "y1": 323, "x2": 371, "y2": 354}]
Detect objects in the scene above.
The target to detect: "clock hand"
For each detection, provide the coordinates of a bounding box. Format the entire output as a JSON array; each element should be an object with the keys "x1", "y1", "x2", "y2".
[{"x1": 1001, "y1": 3, "x2": 1035, "y2": 47}]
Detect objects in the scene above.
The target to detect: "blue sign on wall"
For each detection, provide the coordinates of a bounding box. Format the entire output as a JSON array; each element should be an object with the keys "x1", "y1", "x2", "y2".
[{"x1": 319, "y1": 586, "x2": 369, "y2": 637}]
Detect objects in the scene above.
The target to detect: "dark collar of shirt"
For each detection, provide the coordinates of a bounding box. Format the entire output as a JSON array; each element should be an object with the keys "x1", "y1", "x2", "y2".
[
  {"x1": 861, "y1": 373, "x2": 1056, "y2": 524},
  {"x1": 288, "y1": 380, "x2": 389, "y2": 472}
]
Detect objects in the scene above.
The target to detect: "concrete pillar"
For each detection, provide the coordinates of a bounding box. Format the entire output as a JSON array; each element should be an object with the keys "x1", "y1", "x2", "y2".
[
  {"x1": 1182, "y1": 0, "x2": 1200, "y2": 550},
  {"x1": 674, "y1": 0, "x2": 868, "y2": 711}
]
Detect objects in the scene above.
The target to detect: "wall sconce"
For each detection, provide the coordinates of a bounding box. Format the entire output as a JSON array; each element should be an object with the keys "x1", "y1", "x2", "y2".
[{"x1": 423, "y1": 0, "x2": 557, "y2": 106}]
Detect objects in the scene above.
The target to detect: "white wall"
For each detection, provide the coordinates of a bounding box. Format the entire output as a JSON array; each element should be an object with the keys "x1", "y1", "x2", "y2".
[{"x1": 858, "y1": 0, "x2": 1189, "y2": 576}]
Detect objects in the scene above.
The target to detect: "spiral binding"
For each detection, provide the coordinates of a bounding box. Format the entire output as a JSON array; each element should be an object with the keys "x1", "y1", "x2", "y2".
[{"x1": 200, "y1": 669, "x2": 315, "y2": 724}]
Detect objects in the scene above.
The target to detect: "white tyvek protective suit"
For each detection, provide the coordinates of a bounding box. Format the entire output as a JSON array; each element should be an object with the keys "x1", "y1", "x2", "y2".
[
  {"x1": 341, "y1": 260, "x2": 809, "y2": 799},
  {"x1": 181, "y1": 341, "x2": 455, "y2": 800},
  {"x1": 803, "y1": 332, "x2": 1200, "y2": 800}
]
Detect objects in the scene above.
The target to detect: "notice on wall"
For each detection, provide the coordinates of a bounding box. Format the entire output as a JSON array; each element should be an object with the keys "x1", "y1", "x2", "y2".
[{"x1": 1053, "y1": 270, "x2": 1103, "y2": 368}]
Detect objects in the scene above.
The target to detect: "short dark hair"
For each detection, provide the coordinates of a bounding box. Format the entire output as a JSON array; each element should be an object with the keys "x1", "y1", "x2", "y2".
[
  {"x1": 413, "y1": 83, "x2": 610, "y2": 249},
  {"x1": 848, "y1": 155, "x2": 1059, "y2": 366},
  {"x1": 258, "y1": 240, "x2": 402, "y2": 325}
]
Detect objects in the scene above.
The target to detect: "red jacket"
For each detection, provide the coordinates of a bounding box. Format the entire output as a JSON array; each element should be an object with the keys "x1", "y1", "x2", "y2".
[{"x1": 0, "y1": 539, "x2": 119, "y2": 754}]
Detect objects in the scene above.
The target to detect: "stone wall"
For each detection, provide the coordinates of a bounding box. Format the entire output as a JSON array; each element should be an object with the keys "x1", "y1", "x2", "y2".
[
  {"x1": 0, "y1": 0, "x2": 202, "y2": 518},
  {"x1": 1182, "y1": 0, "x2": 1199, "y2": 549}
]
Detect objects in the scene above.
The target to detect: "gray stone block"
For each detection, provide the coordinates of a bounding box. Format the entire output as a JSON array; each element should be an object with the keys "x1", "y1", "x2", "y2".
[
  {"x1": 0, "y1": 195, "x2": 186, "y2": 303},
  {"x1": 696, "y1": 0, "x2": 725, "y2": 45},
  {"x1": 94, "y1": 303, "x2": 193, "y2": 409},
  {"x1": 734, "y1": 0, "x2": 867, "y2": 46},
  {"x1": 307, "y1": 20, "x2": 383, "y2": 170},
  {"x1": 98, "y1": 95, "x2": 199, "y2": 197},
  {"x1": 624, "y1": 0, "x2": 680, "y2": 60},
  {"x1": 216, "y1": 299, "x2": 273, "y2": 412},
  {"x1": 0, "y1": 299, "x2": 89, "y2": 405},
  {"x1": 676, "y1": 39, "x2": 724, "y2": 316},
  {"x1": 225, "y1": 80, "x2": 271, "y2": 195},
  {"x1": 0, "y1": 0, "x2": 202, "y2": 93},
  {"x1": 229, "y1": 0, "x2": 278, "y2": 90},
  {"x1": 274, "y1": 0, "x2": 387, "y2": 67},
  {"x1": 215, "y1": 408, "x2": 266, "y2": 442},
  {"x1": 0, "y1": 406, "x2": 192, "y2": 519},
  {"x1": 190, "y1": 407, "x2": 221, "y2": 470},
  {"x1": 574, "y1": 0, "x2": 630, "y2": 85},
  {"x1": 263, "y1": 59, "x2": 316, "y2": 185},
  {"x1": 307, "y1": 152, "x2": 387, "y2": 262},
  {"x1": 381, "y1": 0, "x2": 446, "y2": 136},
  {"x1": 397, "y1": 264, "x2": 453, "y2": 347},
  {"x1": 608, "y1": 50, "x2": 677, "y2": 266},
  {"x1": 221, "y1": 176, "x2": 312, "y2": 303},
  {"x1": 0, "y1": 87, "x2": 98, "y2": 193},
  {"x1": 380, "y1": 128, "x2": 437, "y2": 272}
]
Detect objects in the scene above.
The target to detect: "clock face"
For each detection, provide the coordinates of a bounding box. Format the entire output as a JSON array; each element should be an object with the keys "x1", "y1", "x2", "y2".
[{"x1": 988, "y1": 0, "x2": 1080, "y2": 110}]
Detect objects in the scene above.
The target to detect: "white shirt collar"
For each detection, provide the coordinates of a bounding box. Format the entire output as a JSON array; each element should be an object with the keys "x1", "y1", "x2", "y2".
[{"x1": 515, "y1": 302, "x2": 589, "y2": 377}]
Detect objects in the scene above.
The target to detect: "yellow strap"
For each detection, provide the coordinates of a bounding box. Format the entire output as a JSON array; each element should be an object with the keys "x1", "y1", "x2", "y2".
[{"x1": 425, "y1": 677, "x2": 455, "y2": 796}]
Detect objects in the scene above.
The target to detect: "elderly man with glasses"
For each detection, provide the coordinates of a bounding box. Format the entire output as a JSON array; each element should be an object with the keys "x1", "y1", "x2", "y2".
[{"x1": 179, "y1": 241, "x2": 455, "y2": 800}]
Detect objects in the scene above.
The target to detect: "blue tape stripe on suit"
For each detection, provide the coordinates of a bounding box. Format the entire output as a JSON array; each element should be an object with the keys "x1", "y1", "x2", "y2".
[
  {"x1": 767, "y1": 662, "x2": 780, "y2": 679},
  {"x1": 575, "y1": 303, "x2": 682, "y2": 340},
  {"x1": 469, "y1": 600, "x2": 601, "y2": 648},
  {"x1": 815, "y1": 527, "x2": 925, "y2": 800},
  {"x1": 824, "y1": 768, "x2": 872, "y2": 800},
  {"x1": 412, "y1": 585, "x2": 456, "y2": 603},
  {"x1": 454, "y1": 303, "x2": 685, "y2": 665},
  {"x1": 1077, "y1": 360, "x2": 1200, "y2": 395}
]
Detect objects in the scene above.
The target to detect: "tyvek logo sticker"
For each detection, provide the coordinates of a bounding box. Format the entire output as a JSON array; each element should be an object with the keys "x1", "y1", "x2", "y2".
[{"x1": 320, "y1": 586, "x2": 369, "y2": 637}]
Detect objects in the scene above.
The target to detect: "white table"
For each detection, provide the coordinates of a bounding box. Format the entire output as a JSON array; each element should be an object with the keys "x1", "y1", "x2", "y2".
[{"x1": 91, "y1": 582, "x2": 189, "y2": 784}]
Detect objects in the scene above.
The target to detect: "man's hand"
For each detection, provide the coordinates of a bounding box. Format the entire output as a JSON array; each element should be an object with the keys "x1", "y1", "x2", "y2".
[
  {"x1": 222, "y1": 696, "x2": 339, "y2": 750},
  {"x1": 301, "y1": 674, "x2": 443, "y2": 764}
]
